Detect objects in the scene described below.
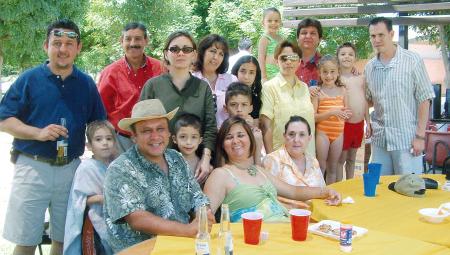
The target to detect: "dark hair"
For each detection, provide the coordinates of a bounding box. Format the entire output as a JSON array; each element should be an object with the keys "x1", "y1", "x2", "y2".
[
  {"x1": 46, "y1": 19, "x2": 81, "y2": 44},
  {"x1": 263, "y1": 7, "x2": 281, "y2": 20},
  {"x1": 296, "y1": 18, "x2": 323, "y2": 39},
  {"x1": 174, "y1": 113, "x2": 203, "y2": 135},
  {"x1": 284, "y1": 115, "x2": 311, "y2": 135},
  {"x1": 86, "y1": 120, "x2": 116, "y2": 144},
  {"x1": 230, "y1": 55, "x2": 262, "y2": 118},
  {"x1": 215, "y1": 117, "x2": 256, "y2": 167},
  {"x1": 336, "y1": 42, "x2": 357, "y2": 58},
  {"x1": 163, "y1": 31, "x2": 197, "y2": 65},
  {"x1": 225, "y1": 82, "x2": 252, "y2": 105},
  {"x1": 369, "y1": 17, "x2": 393, "y2": 32},
  {"x1": 238, "y1": 37, "x2": 252, "y2": 50},
  {"x1": 122, "y1": 22, "x2": 148, "y2": 39},
  {"x1": 274, "y1": 40, "x2": 301, "y2": 60},
  {"x1": 195, "y1": 34, "x2": 230, "y2": 74},
  {"x1": 318, "y1": 54, "x2": 345, "y2": 87}
]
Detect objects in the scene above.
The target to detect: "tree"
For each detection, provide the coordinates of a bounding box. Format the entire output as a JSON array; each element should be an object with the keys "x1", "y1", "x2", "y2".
[
  {"x1": 206, "y1": 0, "x2": 372, "y2": 59},
  {"x1": 78, "y1": 0, "x2": 201, "y2": 74},
  {"x1": 0, "y1": 0, "x2": 88, "y2": 74},
  {"x1": 207, "y1": 0, "x2": 287, "y2": 53},
  {"x1": 320, "y1": 27, "x2": 371, "y2": 59},
  {"x1": 190, "y1": 0, "x2": 213, "y2": 40}
]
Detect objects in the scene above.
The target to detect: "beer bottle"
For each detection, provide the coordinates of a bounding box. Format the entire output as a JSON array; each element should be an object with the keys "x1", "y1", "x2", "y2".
[
  {"x1": 55, "y1": 118, "x2": 68, "y2": 165},
  {"x1": 195, "y1": 205, "x2": 210, "y2": 255},
  {"x1": 218, "y1": 204, "x2": 233, "y2": 255}
]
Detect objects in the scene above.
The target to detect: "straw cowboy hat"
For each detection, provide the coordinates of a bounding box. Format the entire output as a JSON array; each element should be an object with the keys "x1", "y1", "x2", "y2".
[{"x1": 118, "y1": 99, "x2": 179, "y2": 132}]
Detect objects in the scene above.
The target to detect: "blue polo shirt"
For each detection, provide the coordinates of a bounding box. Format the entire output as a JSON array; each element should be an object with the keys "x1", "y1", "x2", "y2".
[{"x1": 0, "y1": 62, "x2": 106, "y2": 161}]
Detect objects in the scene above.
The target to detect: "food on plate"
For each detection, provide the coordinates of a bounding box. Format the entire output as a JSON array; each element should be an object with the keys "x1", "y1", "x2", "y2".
[
  {"x1": 332, "y1": 228, "x2": 340, "y2": 236},
  {"x1": 318, "y1": 224, "x2": 332, "y2": 233},
  {"x1": 317, "y1": 224, "x2": 358, "y2": 237}
]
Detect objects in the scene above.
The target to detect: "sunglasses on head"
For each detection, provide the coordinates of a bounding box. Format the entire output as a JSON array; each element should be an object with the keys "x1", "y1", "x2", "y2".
[
  {"x1": 52, "y1": 30, "x2": 79, "y2": 39},
  {"x1": 279, "y1": 54, "x2": 300, "y2": 62},
  {"x1": 168, "y1": 46, "x2": 195, "y2": 54}
]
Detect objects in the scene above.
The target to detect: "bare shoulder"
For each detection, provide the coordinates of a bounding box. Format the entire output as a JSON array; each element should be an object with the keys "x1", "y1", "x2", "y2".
[
  {"x1": 342, "y1": 75, "x2": 364, "y2": 89},
  {"x1": 209, "y1": 166, "x2": 230, "y2": 179},
  {"x1": 258, "y1": 36, "x2": 269, "y2": 45}
]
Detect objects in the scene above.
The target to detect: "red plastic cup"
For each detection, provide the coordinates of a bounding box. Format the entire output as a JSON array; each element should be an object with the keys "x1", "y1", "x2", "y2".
[
  {"x1": 289, "y1": 209, "x2": 311, "y2": 241},
  {"x1": 241, "y1": 212, "x2": 263, "y2": 245}
]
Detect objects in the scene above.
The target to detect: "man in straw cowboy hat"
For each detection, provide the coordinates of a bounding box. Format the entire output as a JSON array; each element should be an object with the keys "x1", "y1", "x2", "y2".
[{"x1": 103, "y1": 99, "x2": 214, "y2": 253}]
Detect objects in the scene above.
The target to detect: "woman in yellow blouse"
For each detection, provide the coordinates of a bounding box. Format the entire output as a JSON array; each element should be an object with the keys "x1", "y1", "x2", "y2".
[{"x1": 260, "y1": 41, "x2": 315, "y2": 155}]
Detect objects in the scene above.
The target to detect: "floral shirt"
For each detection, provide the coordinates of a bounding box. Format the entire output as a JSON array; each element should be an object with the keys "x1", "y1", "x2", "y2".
[
  {"x1": 263, "y1": 146, "x2": 325, "y2": 188},
  {"x1": 103, "y1": 145, "x2": 209, "y2": 253}
]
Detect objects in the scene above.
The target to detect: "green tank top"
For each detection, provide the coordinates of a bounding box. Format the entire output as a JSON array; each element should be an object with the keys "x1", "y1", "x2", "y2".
[{"x1": 222, "y1": 167, "x2": 288, "y2": 222}]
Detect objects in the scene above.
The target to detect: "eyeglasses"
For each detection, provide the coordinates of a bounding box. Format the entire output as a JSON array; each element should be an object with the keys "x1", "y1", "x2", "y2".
[
  {"x1": 168, "y1": 46, "x2": 195, "y2": 54},
  {"x1": 279, "y1": 54, "x2": 300, "y2": 62},
  {"x1": 52, "y1": 30, "x2": 79, "y2": 39}
]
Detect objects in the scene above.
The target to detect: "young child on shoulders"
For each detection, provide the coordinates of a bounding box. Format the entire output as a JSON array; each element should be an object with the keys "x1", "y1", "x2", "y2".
[
  {"x1": 64, "y1": 120, "x2": 117, "y2": 255},
  {"x1": 312, "y1": 55, "x2": 352, "y2": 184},
  {"x1": 336, "y1": 43, "x2": 371, "y2": 180},
  {"x1": 224, "y1": 82, "x2": 264, "y2": 165},
  {"x1": 172, "y1": 113, "x2": 210, "y2": 182},
  {"x1": 258, "y1": 7, "x2": 284, "y2": 82}
]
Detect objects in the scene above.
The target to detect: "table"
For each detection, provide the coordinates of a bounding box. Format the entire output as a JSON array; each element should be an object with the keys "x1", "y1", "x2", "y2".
[
  {"x1": 144, "y1": 223, "x2": 449, "y2": 255},
  {"x1": 311, "y1": 175, "x2": 450, "y2": 247}
]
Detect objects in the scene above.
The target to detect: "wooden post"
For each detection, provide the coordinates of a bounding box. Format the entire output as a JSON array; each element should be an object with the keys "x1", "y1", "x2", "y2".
[
  {"x1": 398, "y1": 12, "x2": 408, "y2": 49},
  {"x1": 439, "y1": 25, "x2": 450, "y2": 90}
]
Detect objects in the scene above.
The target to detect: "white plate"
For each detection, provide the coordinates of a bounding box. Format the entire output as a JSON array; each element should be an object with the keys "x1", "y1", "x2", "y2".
[{"x1": 308, "y1": 220, "x2": 368, "y2": 240}]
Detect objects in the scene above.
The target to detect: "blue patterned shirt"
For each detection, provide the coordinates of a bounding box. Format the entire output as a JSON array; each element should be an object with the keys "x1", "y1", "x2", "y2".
[
  {"x1": 365, "y1": 46, "x2": 434, "y2": 151},
  {"x1": 103, "y1": 145, "x2": 209, "y2": 253}
]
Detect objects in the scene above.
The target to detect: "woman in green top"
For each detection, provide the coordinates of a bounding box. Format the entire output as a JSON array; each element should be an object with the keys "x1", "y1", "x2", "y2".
[
  {"x1": 140, "y1": 31, "x2": 217, "y2": 184},
  {"x1": 203, "y1": 117, "x2": 341, "y2": 222}
]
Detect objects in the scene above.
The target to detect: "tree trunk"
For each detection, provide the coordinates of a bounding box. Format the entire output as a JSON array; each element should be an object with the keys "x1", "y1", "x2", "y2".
[{"x1": 438, "y1": 25, "x2": 450, "y2": 90}]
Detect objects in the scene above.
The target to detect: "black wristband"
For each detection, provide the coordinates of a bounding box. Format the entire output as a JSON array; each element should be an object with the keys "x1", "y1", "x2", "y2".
[{"x1": 415, "y1": 134, "x2": 425, "y2": 140}]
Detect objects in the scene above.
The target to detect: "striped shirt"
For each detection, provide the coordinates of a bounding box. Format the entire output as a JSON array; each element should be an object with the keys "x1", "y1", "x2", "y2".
[{"x1": 365, "y1": 46, "x2": 434, "y2": 151}]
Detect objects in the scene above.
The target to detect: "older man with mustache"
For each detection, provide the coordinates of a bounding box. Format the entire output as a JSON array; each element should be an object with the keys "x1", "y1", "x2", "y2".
[{"x1": 98, "y1": 22, "x2": 163, "y2": 152}]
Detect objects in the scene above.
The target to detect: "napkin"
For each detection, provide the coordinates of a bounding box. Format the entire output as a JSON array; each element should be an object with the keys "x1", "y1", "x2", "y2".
[{"x1": 342, "y1": 196, "x2": 355, "y2": 204}]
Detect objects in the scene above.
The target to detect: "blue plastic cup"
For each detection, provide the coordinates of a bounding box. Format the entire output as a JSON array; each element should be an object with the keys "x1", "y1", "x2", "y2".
[
  {"x1": 368, "y1": 163, "x2": 382, "y2": 184},
  {"x1": 363, "y1": 173, "x2": 377, "y2": 197}
]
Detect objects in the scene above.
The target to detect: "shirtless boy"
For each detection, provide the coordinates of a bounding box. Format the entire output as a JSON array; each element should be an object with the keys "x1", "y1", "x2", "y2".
[{"x1": 336, "y1": 43, "x2": 371, "y2": 180}]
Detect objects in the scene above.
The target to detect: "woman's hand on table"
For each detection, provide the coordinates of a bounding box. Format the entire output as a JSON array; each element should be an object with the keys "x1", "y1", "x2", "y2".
[{"x1": 323, "y1": 188, "x2": 342, "y2": 206}]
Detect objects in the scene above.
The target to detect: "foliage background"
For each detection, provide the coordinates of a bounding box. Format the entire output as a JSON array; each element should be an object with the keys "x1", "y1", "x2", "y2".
[{"x1": 0, "y1": 0, "x2": 448, "y2": 75}]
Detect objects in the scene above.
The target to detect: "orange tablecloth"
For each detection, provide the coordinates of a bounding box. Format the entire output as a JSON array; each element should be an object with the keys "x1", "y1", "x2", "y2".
[
  {"x1": 312, "y1": 174, "x2": 450, "y2": 247},
  {"x1": 149, "y1": 223, "x2": 449, "y2": 255}
]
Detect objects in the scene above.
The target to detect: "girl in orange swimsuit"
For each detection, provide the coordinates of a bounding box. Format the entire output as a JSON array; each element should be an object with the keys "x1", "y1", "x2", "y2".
[{"x1": 312, "y1": 55, "x2": 352, "y2": 184}]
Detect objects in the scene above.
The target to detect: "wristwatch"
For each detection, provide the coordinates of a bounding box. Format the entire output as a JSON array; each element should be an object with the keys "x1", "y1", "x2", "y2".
[{"x1": 415, "y1": 134, "x2": 425, "y2": 140}]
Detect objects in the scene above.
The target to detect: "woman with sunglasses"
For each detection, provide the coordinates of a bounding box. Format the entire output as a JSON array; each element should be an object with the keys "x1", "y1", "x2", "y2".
[
  {"x1": 260, "y1": 40, "x2": 316, "y2": 156},
  {"x1": 140, "y1": 31, "x2": 217, "y2": 184},
  {"x1": 192, "y1": 34, "x2": 238, "y2": 127}
]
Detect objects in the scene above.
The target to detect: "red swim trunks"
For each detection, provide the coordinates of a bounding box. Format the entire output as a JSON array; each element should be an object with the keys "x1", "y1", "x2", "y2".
[{"x1": 343, "y1": 121, "x2": 364, "y2": 150}]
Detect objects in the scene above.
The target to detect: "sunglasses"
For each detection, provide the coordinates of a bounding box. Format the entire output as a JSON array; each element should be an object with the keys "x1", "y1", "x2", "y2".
[
  {"x1": 52, "y1": 30, "x2": 79, "y2": 39},
  {"x1": 168, "y1": 46, "x2": 195, "y2": 54},
  {"x1": 279, "y1": 54, "x2": 300, "y2": 62}
]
